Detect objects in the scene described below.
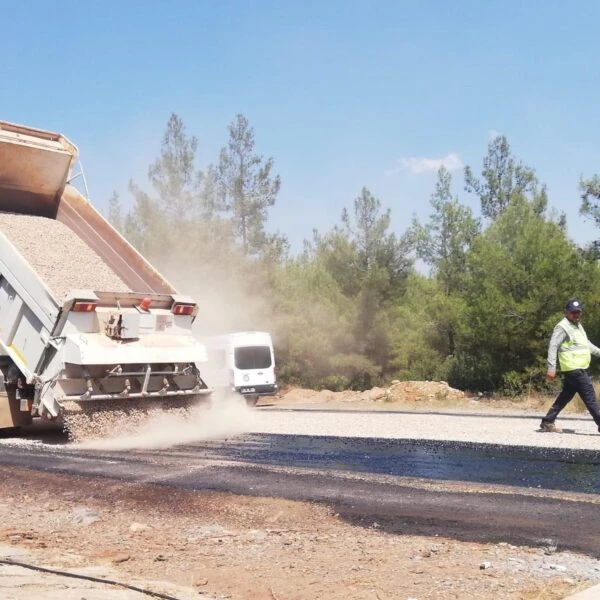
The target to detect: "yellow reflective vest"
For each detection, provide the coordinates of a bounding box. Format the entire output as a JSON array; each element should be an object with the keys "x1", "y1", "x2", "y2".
[{"x1": 557, "y1": 317, "x2": 591, "y2": 371}]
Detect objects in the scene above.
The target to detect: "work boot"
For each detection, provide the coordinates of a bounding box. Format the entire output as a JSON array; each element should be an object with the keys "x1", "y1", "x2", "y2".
[{"x1": 540, "y1": 421, "x2": 562, "y2": 433}]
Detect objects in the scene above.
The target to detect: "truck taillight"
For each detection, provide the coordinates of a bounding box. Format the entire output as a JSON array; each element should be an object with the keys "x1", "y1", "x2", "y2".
[
  {"x1": 171, "y1": 303, "x2": 195, "y2": 316},
  {"x1": 138, "y1": 297, "x2": 152, "y2": 312},
  {"x1": 72, "y1": 301, "x2": 97, "y2": 312}
]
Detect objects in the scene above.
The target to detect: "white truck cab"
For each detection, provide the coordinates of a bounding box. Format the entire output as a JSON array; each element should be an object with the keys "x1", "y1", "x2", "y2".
[{"x1": 203, "y1": 331, "x2": 277, "y2": 406}]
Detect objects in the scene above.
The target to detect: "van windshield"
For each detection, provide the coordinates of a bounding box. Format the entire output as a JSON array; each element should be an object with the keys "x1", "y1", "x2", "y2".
[{"x1": 234, "y1": 346, "x2": 272, "y2": 369}]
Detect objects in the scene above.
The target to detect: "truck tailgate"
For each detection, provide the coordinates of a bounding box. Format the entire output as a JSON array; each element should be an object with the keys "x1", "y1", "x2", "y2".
[{"x1": 0, "y1": 121, "x2": 76, "y2": 218}]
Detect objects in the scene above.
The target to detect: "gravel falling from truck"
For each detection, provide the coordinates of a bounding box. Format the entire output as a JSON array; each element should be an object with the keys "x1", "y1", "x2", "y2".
[
  {"x1": 60, "y1": 398, "x2": 212, "y2": 443},
  {"x1": 71, "y1": 393, "x2": 255, "y2": 449}
]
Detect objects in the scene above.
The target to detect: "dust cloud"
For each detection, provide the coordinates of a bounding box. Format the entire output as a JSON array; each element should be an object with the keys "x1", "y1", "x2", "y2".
[
  {"x1": 154, "y1": 250, "x2": 273, "y2": 336},
  {"x1": 76, "y1": 393, "x2": 259, "y2": 451}
]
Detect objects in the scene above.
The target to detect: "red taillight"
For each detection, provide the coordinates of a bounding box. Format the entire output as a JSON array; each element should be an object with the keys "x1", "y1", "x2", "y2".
[
  {"x1": 138, "y1": 297, "x2": 152, "y2": 311},
  {"x1": 72, "y1": 301, "x2": 97, "y2": 312},
  {"x1": 171, "y1": 303, "x2": 195, "y2": 316}
]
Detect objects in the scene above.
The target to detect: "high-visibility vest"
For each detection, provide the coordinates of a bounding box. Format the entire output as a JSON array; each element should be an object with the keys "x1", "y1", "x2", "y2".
[{"x1": 557, "y1": 317, "x2": 591, "y2": 371}]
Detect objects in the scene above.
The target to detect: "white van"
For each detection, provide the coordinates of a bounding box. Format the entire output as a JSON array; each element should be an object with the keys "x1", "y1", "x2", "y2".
[{"x1": 202, "y1": 331, "x2": 277, "y2": 406}]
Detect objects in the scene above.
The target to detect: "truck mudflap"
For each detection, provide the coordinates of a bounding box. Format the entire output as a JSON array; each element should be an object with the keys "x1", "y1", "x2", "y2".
[{"x1": 0, "y1": 386, "x2": 32, "y2": 430}]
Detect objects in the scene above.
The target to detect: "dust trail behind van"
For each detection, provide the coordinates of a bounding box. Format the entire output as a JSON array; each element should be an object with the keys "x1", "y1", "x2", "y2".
[{"x1": 201, "y1": 331, "x2": 277, "y2": 406}]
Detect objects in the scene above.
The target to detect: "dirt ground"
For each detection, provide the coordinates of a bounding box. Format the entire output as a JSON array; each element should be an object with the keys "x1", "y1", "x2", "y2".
[{"x1": 0, "y1": 383, "x2": 597, "y2": 600}]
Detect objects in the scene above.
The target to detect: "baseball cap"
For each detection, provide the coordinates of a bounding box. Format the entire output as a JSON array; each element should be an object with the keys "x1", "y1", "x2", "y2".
[{"x1": 565, "y1": 298, "x2": 583, "y2": 312}]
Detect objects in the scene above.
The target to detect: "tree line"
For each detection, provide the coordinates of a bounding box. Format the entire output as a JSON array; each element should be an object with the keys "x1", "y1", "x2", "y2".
[{"x1": 107, "y1": 113, "x2": 600, "y2": 396}]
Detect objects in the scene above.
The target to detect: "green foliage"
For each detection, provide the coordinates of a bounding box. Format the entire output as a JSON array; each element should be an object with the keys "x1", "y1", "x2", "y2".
[
  {"x1": 124, "y1": 113, "x2": 209, "y2": 261},
  {"x1": 464, "y1": 135, "x2": 538, "y2": 220},
  {"x1": 413, "y1": 167, "x2": 480, "y2": 295},
  {"x1": 213, "y1": 114, "x2": 286, "y2": 258},
  {"x1": 268, "y1": 257, "x2": 355, "y2": 388},
  {"x1": 297, "y1": 187, "x2": 414, "y2": 386},
  {"x1": 317, "y1": 374, "x2": 350, "y2": 392},
  {"x1": 387, "y1": 274, "x2": 463, "y2": 381},
  {"x1": 410, "y1": 167, "x2": 480, "y2": 358},
  {"x1": 147, "y1": 113, "x2": 201, "y2": 217},
  {"x1": 111, "y1": 113, "x2": 284, "y2": 339},
  {"x1": 501, "y1": 364, "x2": 547, "y2": 397},
  {"x1": 105, "y1": 114, "x2": 600, "y2": 397},
  {"x1": 326, "y1": 353, "x2": 381, "y2": 390},
  {"x1": 451, "y1": 195, "x2": 600, "y2": 391},
  {"x1": 311, "y1": 188, "x2": 412, "y2": 297},
  {"x1": 580, "y1": 174, "x2": 600, "y2": 229}
]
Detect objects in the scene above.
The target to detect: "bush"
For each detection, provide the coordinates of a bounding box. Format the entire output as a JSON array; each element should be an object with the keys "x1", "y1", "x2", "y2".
[{"x1": 318, "y1": 375, "x2": 350, "y2": 391}]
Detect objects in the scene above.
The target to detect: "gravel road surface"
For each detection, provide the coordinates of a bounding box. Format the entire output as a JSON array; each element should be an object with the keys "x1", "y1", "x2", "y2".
[
  {"x1": 247, "y1": 404, "x2": 600, "y2": 450},
  {"x1": 2, "y1": 400, "x2": 600, "y2": 600}
]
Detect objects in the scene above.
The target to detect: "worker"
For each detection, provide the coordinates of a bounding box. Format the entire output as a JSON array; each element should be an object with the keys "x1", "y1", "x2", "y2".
[{"x1": 540, "y1": 298, "x2": 600, "y2": 433}]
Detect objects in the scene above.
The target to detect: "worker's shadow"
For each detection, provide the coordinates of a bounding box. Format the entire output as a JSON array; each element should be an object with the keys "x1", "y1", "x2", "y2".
[
  {"x1": 568, "y1": 429, "x2": 600, "y2": 437},
  {"x1": 536, "y1": 428, "x2": 578, "y2": 434}
]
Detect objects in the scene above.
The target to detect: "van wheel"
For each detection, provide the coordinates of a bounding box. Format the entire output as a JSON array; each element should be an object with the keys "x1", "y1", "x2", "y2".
[{"x1": 245, "y1": 395, "x2": 258, "y2": 407}]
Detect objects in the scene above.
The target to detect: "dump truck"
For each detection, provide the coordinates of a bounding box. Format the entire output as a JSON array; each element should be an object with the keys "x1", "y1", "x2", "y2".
[{"x1": 0, "y1": 120, "x2": 211, "y2": 441}]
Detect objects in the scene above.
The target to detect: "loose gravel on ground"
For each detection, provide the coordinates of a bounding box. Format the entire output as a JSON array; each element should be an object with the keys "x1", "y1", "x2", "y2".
[
  {"x1": 250, "y1": 402, "x2": 600, "y2": 450},
  {"x1": 2, "y1": 396, "x2": 600, "y2": 599}
]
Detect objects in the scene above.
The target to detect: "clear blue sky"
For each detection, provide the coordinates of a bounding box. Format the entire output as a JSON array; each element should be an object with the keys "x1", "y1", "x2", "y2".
[{"x1": 2, "y1": 1, "x2": 600, "y2": 253}]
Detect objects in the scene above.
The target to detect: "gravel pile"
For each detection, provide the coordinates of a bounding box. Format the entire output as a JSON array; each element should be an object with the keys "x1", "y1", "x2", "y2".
[{"x1": 0, "y1": 213, "x2": 130, "y2": 301}]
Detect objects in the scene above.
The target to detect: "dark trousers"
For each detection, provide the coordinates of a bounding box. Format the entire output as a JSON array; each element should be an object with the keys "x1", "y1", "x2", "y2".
[{"x1": 542, "y1": 369, "x2": 600, "y2": 427}]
